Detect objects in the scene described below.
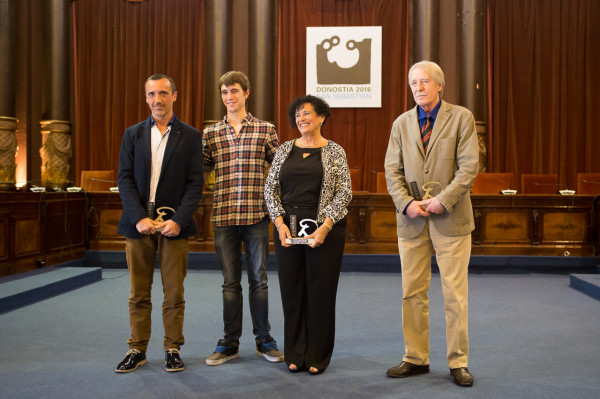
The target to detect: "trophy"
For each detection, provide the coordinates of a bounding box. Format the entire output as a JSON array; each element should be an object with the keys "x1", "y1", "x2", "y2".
[
  {"x1": 154, "y1": 206, "x2": 175, "y2": 232},
  {"x1": 410, "y1": 181, "x2": 442, "y2": 210},
  {"x1": 422, "y1": 181, "x2": 442, "y2": 199},
  {"x1": 285, "y1": 214, "x2": 315, "y2": 245}
]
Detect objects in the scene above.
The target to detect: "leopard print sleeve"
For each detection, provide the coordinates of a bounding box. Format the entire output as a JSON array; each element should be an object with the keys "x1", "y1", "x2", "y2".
[
  {"x1": 264, "y1": 140, "x2": 294, "y2": 221},
  {"x1": 317, "y1": 142, "x2": 353, "y2": 224}
]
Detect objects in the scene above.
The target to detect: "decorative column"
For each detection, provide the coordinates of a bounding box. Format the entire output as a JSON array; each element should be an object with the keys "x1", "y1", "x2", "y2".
[
  {"x1": 409, "y1": 0, "x2": 440, "y2": 65},
  {"x1": 0, "y1": 117, "x2": 17, "y2": 190},
  {"x1": 457, "y1": 0, "x2": 487, "y2": 171},
  {"x1": 248, "y1": 0, "x2": 277, "y2": 123},
  {"x1": 40, "y1": 0, "x2": 71, "y2": 187},
  {"x1": 0, "y1": 0, "x2": 17, "y2": 190},
  {"x1": 203, "y1": 0, "x2": 233, "y2": 129},
  {"x1": 39, "y1": 120, "x2": 71, "y2": 185}
]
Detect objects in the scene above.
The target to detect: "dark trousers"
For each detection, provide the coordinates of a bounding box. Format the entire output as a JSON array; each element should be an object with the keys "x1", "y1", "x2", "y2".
[
  {"x1": 213, "y1": 217, "x2": 271, "y2": 341},
  {"x1": 274, "y1": 210, "x2": 346, "y2": 370}
]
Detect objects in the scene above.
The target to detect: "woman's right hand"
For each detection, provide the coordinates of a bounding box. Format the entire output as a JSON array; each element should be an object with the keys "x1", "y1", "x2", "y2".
[
  {"x1": 275, "y1": 216, "x2": 292, "y2": 247},
  {"x1": 278, "y1": 223, "x2": 292, "y2": 247}
]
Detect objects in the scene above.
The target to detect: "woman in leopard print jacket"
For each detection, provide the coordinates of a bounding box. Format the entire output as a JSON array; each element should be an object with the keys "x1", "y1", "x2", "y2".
[{"x1": 264, "y1": 95, "x2": 352, "y2": 375}]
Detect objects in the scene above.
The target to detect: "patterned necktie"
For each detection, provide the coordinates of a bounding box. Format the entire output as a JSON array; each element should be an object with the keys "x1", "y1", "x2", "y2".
[{"x1": 421, "y1": 116, "x2": 432, "y2": 153}]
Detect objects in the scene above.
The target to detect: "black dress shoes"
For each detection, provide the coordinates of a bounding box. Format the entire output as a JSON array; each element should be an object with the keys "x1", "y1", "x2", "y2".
[
  {"x1": 115, "y1": 349, "x2": 146, "y2": 373},
  {"x1": 386, "y1": 361, "x2": 430, "y2": 378},
  {"x1": 450, "y1": 367, "x2": 474, "y2": 387},
  {"x1": 288, "y1": 363, "x2": 306, "y2": 373},
  {"x1": 165, "y1": 348, "x2": 185, "y2": 372}
]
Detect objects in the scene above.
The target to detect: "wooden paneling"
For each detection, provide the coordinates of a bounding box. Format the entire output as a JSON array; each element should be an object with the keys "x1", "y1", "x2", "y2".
[
  {"x1": 14, "y1": 219, "x2": 40, "y2": 256},
  {"x1": 87, "y1": 192, "x2": 124, "y2": 251},
  {"x1": 479, "y1": 210, "x2": 529, "y2": 242},
  {"x1": 471, "y1": 194, "x2": 595, "y2": 256},
  {"x1": 0, "y1": 217, "x2": 8, "y2": 260},
  {"x1": 541, "y1": 212, "x2": 587, "y2": 243},
  {"x1": 0, "y1": 192, "x2": 87, "y2": 277}
]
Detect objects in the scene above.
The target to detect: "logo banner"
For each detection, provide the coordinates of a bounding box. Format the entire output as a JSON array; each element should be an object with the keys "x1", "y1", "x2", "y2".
[{"x1": 306, "y1": 26, "x2": 382, "y2": 108}]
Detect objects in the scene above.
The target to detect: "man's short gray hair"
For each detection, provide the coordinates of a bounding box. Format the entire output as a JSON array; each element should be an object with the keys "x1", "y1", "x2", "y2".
[{"x1": 408, "y1": 61, "x2": 445, "y2": 98}]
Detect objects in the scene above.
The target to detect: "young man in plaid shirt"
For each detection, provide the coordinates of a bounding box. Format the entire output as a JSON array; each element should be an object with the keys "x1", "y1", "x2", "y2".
[{"x1": 203, "y1": 71, "x2": 283, "y2": 365}]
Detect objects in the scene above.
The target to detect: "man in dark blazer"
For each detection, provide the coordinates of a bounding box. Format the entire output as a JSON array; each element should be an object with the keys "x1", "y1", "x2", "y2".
[
  {"x1": 115, "y1": 74, "x2": 204, "y2": 373},
  {"x1": 384, "y1": 61, "x2": 479, "y2": 387}
]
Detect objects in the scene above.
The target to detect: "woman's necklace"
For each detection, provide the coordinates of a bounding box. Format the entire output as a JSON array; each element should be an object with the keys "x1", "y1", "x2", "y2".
[{"x1": 300, "y1": 137, "x2": 321, "y2": 147}]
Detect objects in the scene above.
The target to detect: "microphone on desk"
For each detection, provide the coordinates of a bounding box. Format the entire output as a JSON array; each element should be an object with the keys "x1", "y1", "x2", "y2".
[
  {"x1": 89, "y1": 177, "x2": 117, "y2": 183},
  {"x1": 532, "y1": 182, "x2": 575, "y2": 195},
  {"x1": 88, "y1": 178, "x2": 119, "y2": 192},
  {"x1": 478, "y1": 173, "x2": 517, "y2": 195}
]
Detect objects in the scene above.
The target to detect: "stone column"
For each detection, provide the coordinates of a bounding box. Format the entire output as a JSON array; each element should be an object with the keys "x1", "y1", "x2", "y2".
[
  {"x1": 0, "y1": 117, "x2": 18, "y2": 190},
  {"x1": 248, "y1": 0, "x2": 277, "y2": 123},
  {"x1": 40, "y1": 0, "x2": 71, "y2": 187},
  {"x1": 39, "y1": 120, "x2": 71, "y2": 187},
  {"x1": 457, "y1": 0, "x2": 487, "y2": 171},
  {"x1": 203, "y1": 0, "x2": 233, "y2": 128},
  {"x1": 409, "y1": 0, "x2": 440, "y2": 64},
  {"x1": 0, "y1": 0, "x2": 17, "y2": 189}
]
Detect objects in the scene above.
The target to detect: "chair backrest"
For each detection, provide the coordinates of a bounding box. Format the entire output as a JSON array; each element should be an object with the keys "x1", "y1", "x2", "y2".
[
  {"x1": 350, "y1": 168, "x2": 362, "y2": 191},
  {"x1": 577, "y1": 173, "x2": 600, "y2": 195},
  {"x1": 521, "y1": 174, "x2": 559, "y2": 194},
  {"x1": 376, "y1": 172, "x2": 387, "y2": 193},
  {"x1": 472, "y1": 173, "x2": 515, "y2": 194},
  {"x1": 80, "y1": 170, "x2": 116, "y2": 192}
]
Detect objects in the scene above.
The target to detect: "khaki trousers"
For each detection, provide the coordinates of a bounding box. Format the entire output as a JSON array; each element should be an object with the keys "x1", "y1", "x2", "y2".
[
  {"x1": 125, "y1": 234, "x2": 188, "y2": 351},
  {"x1": 398, "y1": 220, "x2": 470, "y2": 368}
]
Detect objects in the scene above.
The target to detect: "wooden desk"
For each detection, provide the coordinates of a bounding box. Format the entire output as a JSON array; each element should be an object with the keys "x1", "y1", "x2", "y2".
[
  {"x1": 86, "y1": 191, "x2": 217, "y2": 252},
  {"x1": 87, "y1": 192, "x2": 598, "y2": 256},
  {"x1": 0, "y1": 191, "x2": 87, "y2": 276},
  {"x1": 2, "y1": 191, "x2": 594, "y2": 277},
  {"x1": 471, "y1": 194, "x2": 595, "y2": 256}
]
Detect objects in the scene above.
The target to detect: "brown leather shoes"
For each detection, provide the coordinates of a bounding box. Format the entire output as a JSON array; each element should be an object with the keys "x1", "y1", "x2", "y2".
[
  {"x1": 450, "y1": 367, "x2": 474, "y2": 387},
  {"x1": 386, "y1": 361, "x2": 430, "y2": 378}
]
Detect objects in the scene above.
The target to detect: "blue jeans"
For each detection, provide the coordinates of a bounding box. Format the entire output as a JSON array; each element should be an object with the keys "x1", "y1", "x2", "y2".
[{"x1": 213, "y1": 217, "x2": 271, "y2": 341}]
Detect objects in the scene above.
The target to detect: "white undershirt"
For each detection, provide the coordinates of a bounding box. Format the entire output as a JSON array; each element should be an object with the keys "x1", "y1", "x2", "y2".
[{"x1": 149, "y1": 124, "x2": 171, "y2": 203}]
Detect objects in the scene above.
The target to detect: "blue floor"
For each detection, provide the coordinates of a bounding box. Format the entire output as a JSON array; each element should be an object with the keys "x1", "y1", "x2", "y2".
[{"x1": 0, "y1": 266, "x2": 599, "y2": 398}]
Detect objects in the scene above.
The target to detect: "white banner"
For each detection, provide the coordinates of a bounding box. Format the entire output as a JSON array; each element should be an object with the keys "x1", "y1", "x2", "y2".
[{"x1": 306, "y1": 26, "x2": 382, "y2": 108}]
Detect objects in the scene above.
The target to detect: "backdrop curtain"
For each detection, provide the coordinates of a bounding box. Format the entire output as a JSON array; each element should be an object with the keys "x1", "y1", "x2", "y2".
[
  {"x1": 278, "y1": 0, "x2": 409, "y2": 192},
  {"x1": 72, "y1": 0, "x2": 205, "y2": 183},
  {"x1": 488, "y1": 0, "x2": 600, "y2": 190}
]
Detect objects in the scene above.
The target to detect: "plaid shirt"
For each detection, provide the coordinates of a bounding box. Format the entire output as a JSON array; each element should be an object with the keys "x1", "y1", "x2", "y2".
[{"x1": 203, "y1": 113, "x2": 279, "y2": 226}]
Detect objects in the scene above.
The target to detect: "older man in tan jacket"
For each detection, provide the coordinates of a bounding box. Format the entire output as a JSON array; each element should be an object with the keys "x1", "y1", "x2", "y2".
[{"x1": 384, "y1": 61, "x2": 479, "y2": 387}]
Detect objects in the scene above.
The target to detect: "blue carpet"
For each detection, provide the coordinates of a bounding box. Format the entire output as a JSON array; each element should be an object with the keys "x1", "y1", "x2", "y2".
[{"x1": 0, "y1": 269, "x2": 598, "y2": 398}]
